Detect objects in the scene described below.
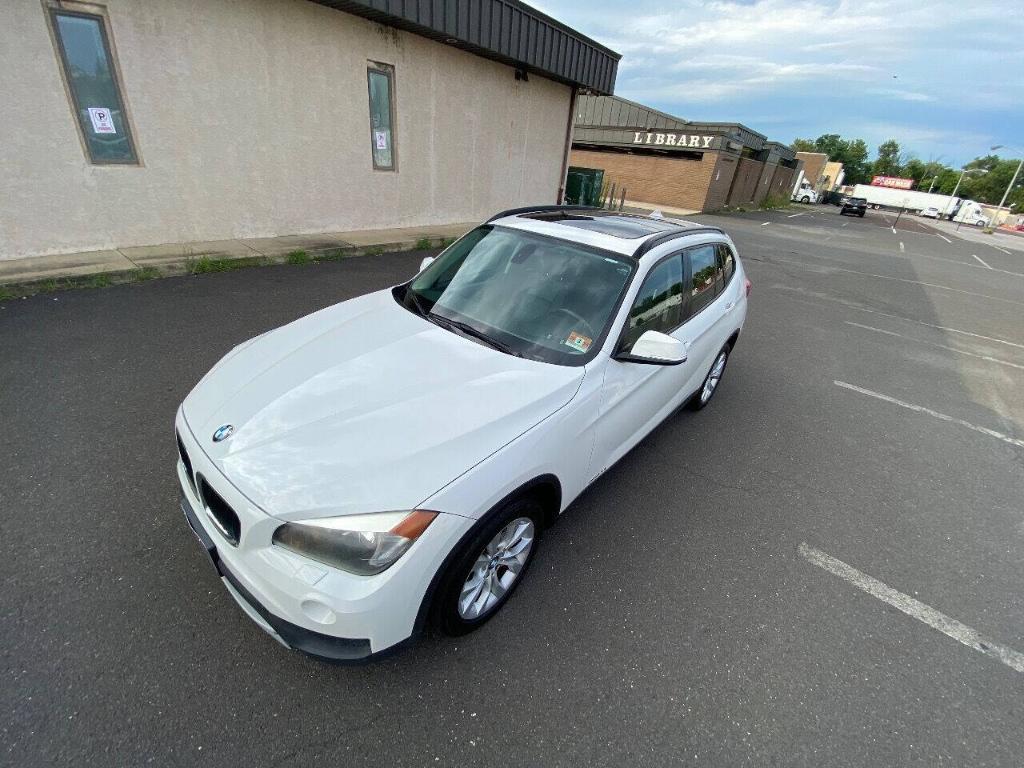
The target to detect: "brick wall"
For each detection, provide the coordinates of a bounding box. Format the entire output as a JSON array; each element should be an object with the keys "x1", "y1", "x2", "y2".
[
  {"x1": 704, "y1": 154, "x2": 738, "y2": 212},
  {"x1": 726, "y1": 157, "x2": 765, "y2": 207},
  {"x1": 768, "y1": 165, "x2": 797, "y2": 200},
  {"x1": 753, "y1": 161, "x2": 777, "y2": 206},
  {"x1": 570, "y1": 148, "x2": 721, "y2": 211},
  {"x1": 795, "y1": 152, "x2": 828, "y2": 187}
]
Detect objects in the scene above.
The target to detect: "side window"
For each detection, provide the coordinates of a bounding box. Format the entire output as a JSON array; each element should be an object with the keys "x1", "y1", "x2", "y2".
[
  {"x1": 622, "y1": 255, "x2": 684, "y2": 349},
  {"x1": 717, "y1": 243, "x2": 736, "y2": 283},
  {"x1": 367, "y1": 64, "x2": 396, "y2": 170},
  {"x1": 48, "y1": 8, "x2": 138, "y2": 164},
  {"x1": 685, "y1": 245, "x2": 723, "y2": 318}
]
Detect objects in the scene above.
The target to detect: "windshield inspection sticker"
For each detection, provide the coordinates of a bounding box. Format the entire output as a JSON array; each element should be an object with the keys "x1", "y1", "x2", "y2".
[{"x1": 564, "y1": 331, "x2": 592, "y2": 353}]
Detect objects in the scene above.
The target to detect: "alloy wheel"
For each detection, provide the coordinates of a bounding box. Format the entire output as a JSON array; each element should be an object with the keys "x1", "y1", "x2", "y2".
[
  {"x1": 700, "y1": 350, "x2": 728, "y2": 404},
  {"x1": 458, "y1": 517, "x2": 535, "y2": 620}
]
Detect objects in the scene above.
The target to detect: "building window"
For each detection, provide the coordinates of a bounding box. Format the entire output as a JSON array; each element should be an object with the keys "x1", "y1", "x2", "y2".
[
  {"x1": 49, "y1": 8, "x2": 137, "y2": 165},
  {"x1": 367, "y1": 64, "x2": 396, "y2": 170}
]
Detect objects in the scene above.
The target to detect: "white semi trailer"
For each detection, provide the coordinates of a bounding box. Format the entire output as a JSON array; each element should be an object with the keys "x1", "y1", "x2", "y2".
[
  {"x1": 850, "y1": 184, "x2": 990, "y2": 226},
  {"x1": 851, "y1": 184, "x2": 958, "y2": 213}
]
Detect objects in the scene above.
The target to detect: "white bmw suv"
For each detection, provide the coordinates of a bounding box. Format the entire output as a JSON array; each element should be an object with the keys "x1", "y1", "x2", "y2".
[{"x1": 176, "y1": 207, "x2": 750, "y2": 660}]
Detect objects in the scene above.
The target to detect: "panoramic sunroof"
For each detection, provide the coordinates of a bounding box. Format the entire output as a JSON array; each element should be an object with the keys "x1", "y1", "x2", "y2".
[{"x1": 524, "y1": 213, "x2": 681, "y2": 239}]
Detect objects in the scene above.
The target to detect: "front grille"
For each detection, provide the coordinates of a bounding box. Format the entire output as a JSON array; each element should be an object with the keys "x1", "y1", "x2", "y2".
[
  {"x1": 197, "y1": 476, "x2": 241, "y2": 546},
  {"x1": 176, "y1": 433, "x2": 196, "y2": 495}
]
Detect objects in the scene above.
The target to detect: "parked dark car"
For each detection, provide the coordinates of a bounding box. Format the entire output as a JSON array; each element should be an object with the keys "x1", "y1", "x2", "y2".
[
  {"x1": 840, "y1": 197, "x2": 867, "y2": 217},
  {"x1": 822, "y1": 190, "x2": 846, "y2": 206}
]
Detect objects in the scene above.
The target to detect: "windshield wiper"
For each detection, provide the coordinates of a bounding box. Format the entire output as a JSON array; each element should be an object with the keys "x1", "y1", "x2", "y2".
[
  {"x1": 428, "y1": 313, "x2": 523, "y2": 357},
  {"x1": 405, "y1": 287, "x2": 430, "y2": 318}
]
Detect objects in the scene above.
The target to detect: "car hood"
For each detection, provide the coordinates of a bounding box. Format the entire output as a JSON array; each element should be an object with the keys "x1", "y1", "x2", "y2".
[{"x1": 182, "y1": 289, "x2": 584, "y2": 520}]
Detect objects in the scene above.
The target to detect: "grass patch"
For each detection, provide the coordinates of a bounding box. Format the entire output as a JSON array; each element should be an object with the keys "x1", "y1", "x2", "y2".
[
  {"x1": 186, "y1": 255, "x2": 264, "y2": 274},
  {"x1": 759, "y1": 194, "x2": 790, "y2": 210},
  {"x1": 315, "y1": 248, "x2": 349, "y2": 263},
  {"x1": 982, "y1": 227, "x2": 995, "y2": 234},
  {"x1": 286, "y1": 249, "x2": 310, "y2": 265},
  {"x1": 131, "y1": 266, "x2": 160, "y2": 281},
  {"x1": 0, "y1": 285, "x2": 17, "y2": 302},
  {"x1": 364, "y1": 246, "x2": 384, "y2": 257},
  {"x1": 415, "y1": 237, "x2": 433, "y2": 251},
  {"x1": 86, "y1": 273, "x2": 113, "y2": 289}
]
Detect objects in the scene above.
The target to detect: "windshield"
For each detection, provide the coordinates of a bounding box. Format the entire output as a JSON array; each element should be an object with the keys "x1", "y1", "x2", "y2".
[{"x1": 399, "y1": 226, "x2": 635, "y2": 365}]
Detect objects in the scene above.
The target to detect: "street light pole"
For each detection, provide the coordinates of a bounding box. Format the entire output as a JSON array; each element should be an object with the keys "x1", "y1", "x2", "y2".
[
  {"x1": 991, "y1": 144, "x2": 1023, "y2": 229},
  {"x1": 942, "y1": 167, "x2": 987, "y2": 220}
]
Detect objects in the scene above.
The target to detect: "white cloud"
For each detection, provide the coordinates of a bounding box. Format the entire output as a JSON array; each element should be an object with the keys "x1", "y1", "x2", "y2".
[{"x1": 538, "y1": 0, "x2": 1024, "y2": 160}]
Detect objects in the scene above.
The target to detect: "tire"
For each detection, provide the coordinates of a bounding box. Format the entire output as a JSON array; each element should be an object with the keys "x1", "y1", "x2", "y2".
[
  {"x1": 801, "y1": 196, "x2": 810, "y2": 203},
  {"x1": 434, "y1": 496, "x2": 544, "y2": 637},
  {"x1": 689, "y1": 344, "x2": 730, "y2": 411}
]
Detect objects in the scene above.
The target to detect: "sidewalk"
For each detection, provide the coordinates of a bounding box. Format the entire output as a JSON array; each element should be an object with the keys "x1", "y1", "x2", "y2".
[
  {"x1": 0, "y1": 221, "x2": 476, "y2": 289},
  {"x1": 913, "y1": 217, "x2": 1024, "y2": 254}
]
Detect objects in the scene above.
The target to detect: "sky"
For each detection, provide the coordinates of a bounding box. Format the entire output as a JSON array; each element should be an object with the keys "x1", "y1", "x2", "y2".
[{"x1": 534, "y1": 0, "x2": 1024, "y2": 167}]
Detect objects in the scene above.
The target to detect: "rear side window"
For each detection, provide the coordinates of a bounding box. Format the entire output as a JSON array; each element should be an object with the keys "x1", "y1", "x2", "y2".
[
  {"x1": 685, "y1": 245, "x2": 722, "y2": 318},
  {"x1": 622, "y1": 255, "x2": 684, "y2": 348},
  {"x1": 717, "y1": 243, "x2": 735, "y2": 283}
]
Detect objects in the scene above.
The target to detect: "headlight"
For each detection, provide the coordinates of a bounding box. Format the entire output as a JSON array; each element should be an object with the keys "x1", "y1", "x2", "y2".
[{"x1": 272, "y1": 510, "x2": 438, "y2": 576}]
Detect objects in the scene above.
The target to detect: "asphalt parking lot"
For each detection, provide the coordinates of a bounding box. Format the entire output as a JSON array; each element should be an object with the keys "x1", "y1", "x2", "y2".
[{"x1": 3, "y1": 205, "x2": 1023, "y2": 767}]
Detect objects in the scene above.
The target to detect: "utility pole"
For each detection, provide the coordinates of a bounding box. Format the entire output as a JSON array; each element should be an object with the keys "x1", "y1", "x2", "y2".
[
  {"x1": 991, "y1": 144, "x2": 1023, "y2": 229},
  {"x1": 942, "y1": 167, "x2": 987, "y2": 220}
]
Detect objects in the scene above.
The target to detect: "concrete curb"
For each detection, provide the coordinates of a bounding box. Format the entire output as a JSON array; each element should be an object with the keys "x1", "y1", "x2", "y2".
[{"x1": 0, "y1": 235, "x2": 456, "y2": 301}]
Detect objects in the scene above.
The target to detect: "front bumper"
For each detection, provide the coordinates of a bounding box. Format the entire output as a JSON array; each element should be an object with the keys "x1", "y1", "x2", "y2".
[
  {"x1": 180, "y1": 493, "x2": 373, "y2": 661},
  {"x1": 174, "y1": 412, "x2": 474, "y2": 661}
]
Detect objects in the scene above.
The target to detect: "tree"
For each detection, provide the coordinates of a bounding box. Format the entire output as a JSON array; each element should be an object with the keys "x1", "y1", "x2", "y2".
[
  {"x1": 872, "y1": 139, "x2": 902, "y2": 177},
  {"x1": 790, "y1": 134, "x2": 870, "y2": 184}
]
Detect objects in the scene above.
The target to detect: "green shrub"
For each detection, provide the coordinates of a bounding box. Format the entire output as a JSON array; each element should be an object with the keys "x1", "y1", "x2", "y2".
[
  {"x1": 286, "y1": 250, "x2": 310, "y2": 265},
  {"x1": 415, "y1": 237, "x2": 432, "y2": 250}
]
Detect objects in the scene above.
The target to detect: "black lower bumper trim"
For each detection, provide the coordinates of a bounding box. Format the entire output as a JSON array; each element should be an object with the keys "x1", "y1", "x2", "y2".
[{"x1": 180, "y1": 494, "x2": 373, "y2": 662}]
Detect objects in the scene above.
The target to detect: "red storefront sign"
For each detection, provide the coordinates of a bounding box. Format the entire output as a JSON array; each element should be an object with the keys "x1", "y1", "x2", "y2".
[{"x1": 871, "y1": 175, "x2": 914, "y2": 190}]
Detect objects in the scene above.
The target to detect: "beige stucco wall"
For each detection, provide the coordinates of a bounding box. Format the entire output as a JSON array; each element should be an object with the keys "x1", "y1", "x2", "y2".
[{"x1": 1, "y1": 0, "x2": 572, "y2": 260}]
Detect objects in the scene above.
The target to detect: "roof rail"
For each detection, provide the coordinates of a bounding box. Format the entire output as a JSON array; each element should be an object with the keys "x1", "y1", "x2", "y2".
[
  {"x1": 486, "y1": 204, "x2": 602, "y2": 223},
  {"x1": 632, "y1": 227, "x2": 725, "y2": 258}
]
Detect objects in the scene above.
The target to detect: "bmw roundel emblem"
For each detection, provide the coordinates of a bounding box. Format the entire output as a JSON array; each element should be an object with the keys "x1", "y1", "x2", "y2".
[{"x1": 212, "y1": 424, "x2": 234, "y2": 443}]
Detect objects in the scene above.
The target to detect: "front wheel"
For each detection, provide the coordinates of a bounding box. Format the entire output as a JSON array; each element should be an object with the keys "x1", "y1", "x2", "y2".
[
  {"x1": 801, "y1": 196, "x2": 810, "y2": 203},
  {"x1": 689, "y1": 345, "x2": 730, "y2": 411},
  {"x1": 434, "y1": 497, "x2": 543, "y2": 636}
]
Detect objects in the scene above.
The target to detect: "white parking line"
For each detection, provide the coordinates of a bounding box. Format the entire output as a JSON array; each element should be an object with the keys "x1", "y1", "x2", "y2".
[
  {"x1": 769, "y1": 257, "x2": 1024, "y2": 307},
  {"x1": 787, "y1": 213, "x2": 805, "y2": 218},
  {"x1": 936, "y1": 234, "x2": 952, "y2": 243},
  {"x1": 833, "y1": 380, "x2": 1024, "y2": 448},
  {"x1": 799, "y1": 543, "x2": 1024, "y2": 674},
  {"x1": 972, "y1": 254, "x2": 993, "y2": 269},
  {"x1": 761, "y1": 222, "x2": 771, "y2": 226},
  {"x1": 845, "y1": 321, "x2": 1024, "y2": 371},
  {"x1": 775, "y1": 287, "x2": 1024, "y2": 350},
  {"x1": 899, "y1": 241, "x2": 905, "y2": 252},
  {"x1": 988, "y1": 243, "x2": 1012, "y2": 256}
]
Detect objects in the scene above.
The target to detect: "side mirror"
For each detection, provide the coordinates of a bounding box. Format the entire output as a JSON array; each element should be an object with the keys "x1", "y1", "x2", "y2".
[
  {"x1": 617, "y1": 330, "x2": 687, "y2": 365},
  {"x1": 419, "y1": 256, "x2": 435, "y2": 273}
]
